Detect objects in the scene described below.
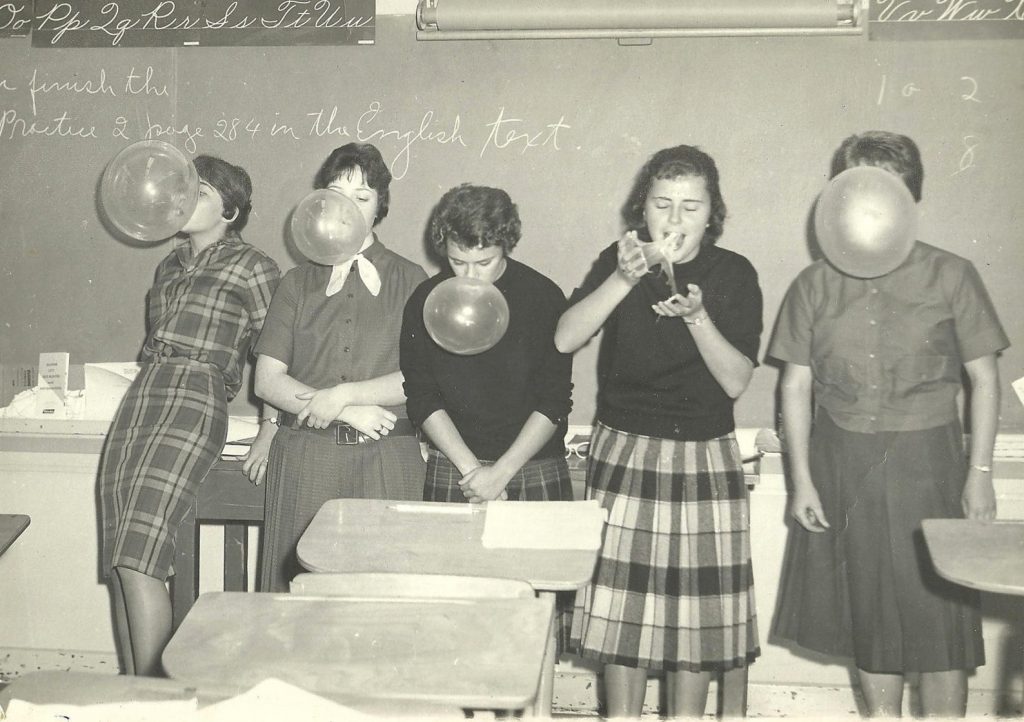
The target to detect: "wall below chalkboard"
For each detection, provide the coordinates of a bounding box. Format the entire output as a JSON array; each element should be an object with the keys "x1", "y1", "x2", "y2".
[{"x1": 1, "y1": 16, "x2": 1021, "y2": 431}]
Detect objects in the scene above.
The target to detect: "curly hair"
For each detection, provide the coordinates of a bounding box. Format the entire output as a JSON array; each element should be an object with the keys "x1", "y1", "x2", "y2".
[
  {"x1": 621, "y1": 144, "x2": 727, "y2": 246},
  {"x1": 428, "y1": 183, "x2": 521, "y2": 256}
]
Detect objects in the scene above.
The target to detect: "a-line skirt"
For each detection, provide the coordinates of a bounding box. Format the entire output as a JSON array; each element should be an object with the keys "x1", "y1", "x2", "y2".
[
  {"x1": 570, "y1": 422, "x2": 760, "y2": 672},
  {"x1": 259, "y1": 426, "x2": 427, "y2": 592},
  {"x1": 770, "y1": 411, "x2": 984, "y2": 674},
  {"x1": 99, "y1": 359, "x2": 228, "y2": 581},
  {"x1": 423, "y1": 448, "x2": 573, "y2": 502}
]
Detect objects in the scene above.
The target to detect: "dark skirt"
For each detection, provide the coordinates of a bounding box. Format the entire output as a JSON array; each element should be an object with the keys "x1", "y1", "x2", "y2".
[
  {"x1": 570, "y1": 422, "x2": 759, "y2": 673},
  {"x1": 770, "y1": 410, "x2": 985, "y2": 674},
  {"x1": 99, "y1": 359, "x2": 228, "y2": 581},
  {"x1": 259, "y1": 427, "x2": 426, "y2": 592},
  {"x1": 423, "y1": 448, "x2": 573, "y2": 502}
]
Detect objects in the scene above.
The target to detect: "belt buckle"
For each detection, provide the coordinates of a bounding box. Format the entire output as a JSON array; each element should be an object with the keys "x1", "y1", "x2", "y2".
[{"x1": 336, "y1": 424, "x2": 362, "y2": 445}]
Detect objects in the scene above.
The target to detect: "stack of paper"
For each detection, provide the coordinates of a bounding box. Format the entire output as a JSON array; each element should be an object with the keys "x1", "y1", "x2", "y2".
[
  {"x1": 221, "y1": 416, "x2": 261, "y2": 457},
  {"x1": 2, "y1": 697, "x2": 197, "y2": 722},
  {"x1": 83, "y1": 362, "x2": 141, "y2": 420},
  {"x1": 482, "y1": 499, "x2": 606, "y2": 550}
]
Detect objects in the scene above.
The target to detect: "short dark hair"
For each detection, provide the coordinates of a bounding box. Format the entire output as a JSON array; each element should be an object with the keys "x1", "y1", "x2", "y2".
[
  {"x1": 428, "y1": 184, "x2": 522, "y2": 256},
  {"x1": 314, "y1": 143, "x2": 392, "y2": 225},
  {"x1": 193, "y1": 155, "x2": 252, "y2": 232},
  {"x1": 622, "y1": 144, "x2": 727, "y2": 246},
  {"x1": 831, "y1": 131, "x2": 923, "y2": 202}
]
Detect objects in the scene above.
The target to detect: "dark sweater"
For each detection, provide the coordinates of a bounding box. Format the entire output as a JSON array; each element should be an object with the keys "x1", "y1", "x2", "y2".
[
  {"x1": 570, "y1": 242, "x2": 762, "y2": 441},
  {"x1": 400, "y1": 258, "x2": 572, "y2": 461}
]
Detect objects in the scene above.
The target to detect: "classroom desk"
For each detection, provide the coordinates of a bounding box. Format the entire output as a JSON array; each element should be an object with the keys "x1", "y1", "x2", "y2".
[
  {"x1": 171, "y1": 458, "x2": 265, "y2": 629},
  {"x1": 162, "y1": 590, "x2": 555, "y2": 711},
  {"x1": 296, "y1": 498, "x2": 604, "y2": 715},
  {"x1": 922, "y1": 519, "x2": 1024, "y2": 596},
  {"x1": 296, "y1": 498, "x2": 600, "y2": 590},
  {"x1": 0, "y1": 514, "x2": 30, "y2": 557}
]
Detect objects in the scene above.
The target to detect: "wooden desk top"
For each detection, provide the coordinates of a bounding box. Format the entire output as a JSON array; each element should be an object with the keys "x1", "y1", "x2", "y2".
[
  {"x1": 162, "y1": 591, "x2": 555, "y2": 710},
  {"x1": 296, "y1": 499, "x2": 600, "y2": 591},
  {"x1": 0, "y1": 514, "x2": 29, "y2": 556},
  {"x1": 922, "y1": 519, "x2": 1024, "y2": 596}
]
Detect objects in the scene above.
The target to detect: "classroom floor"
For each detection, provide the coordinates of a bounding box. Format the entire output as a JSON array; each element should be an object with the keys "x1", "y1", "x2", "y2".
[{"x1": 1, "y1": 673, "x2": 1017, "y2": 718}]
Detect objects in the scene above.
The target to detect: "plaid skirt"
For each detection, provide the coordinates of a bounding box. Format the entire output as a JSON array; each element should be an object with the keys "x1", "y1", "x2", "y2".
[
  {"x1": 259, "y1": 426, "x2": 427, "y2": 592},
  {"x1": 99, "y1": 359, "x2": 228, "y2": 580},
  {"x1": 423, "y1": 448, "x2": 573, "y2": 502},
  {"x1": 770, "y1": 411, "x2": 984, "y2": 673},
  {"x1": 570, "y1": 422, "x2": 759, "y2": 672}
]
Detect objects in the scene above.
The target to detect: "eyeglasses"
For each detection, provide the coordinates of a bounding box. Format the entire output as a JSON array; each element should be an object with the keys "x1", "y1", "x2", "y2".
[{"x1": 565, "y1": 441, "x2": 590, "y2": 460}]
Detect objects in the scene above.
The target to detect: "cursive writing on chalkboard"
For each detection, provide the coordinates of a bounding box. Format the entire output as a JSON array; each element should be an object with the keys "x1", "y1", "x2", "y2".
[
  {"x1": 480, "y1": 107, "x2": 571, "y2": 159},
  {"x1": 356, "y1": 102, "x2": 467, "y2": 180},
  {"x1": 0, "y1": 109, "x2": 97, "y2": 139},
  {"x1": 31, "y1": 0, "x2": 375, "y2": 48},
  {"x1": 874, "y1": 0, "x2": 1024, "y2": 21},
  {"x1": 0, "y1": 2, "x2": 32, "y2": 35},
  {"x1": 29, "y1": 68, "x2": 116, "y2": 115},
  {"x1": 870, "y1": 0, "x2": 1024, "y2": 38},
  {"x1": 1, "y1": 66, "x2": 573, "y2": 175}
]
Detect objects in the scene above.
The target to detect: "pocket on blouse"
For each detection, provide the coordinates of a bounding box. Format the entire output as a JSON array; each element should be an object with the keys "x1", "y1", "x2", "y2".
[
  {"x1": 812, "y1": 357, "x2": 863, "y2": 404},
  {"x1": 892, "y1": 355, "x2": 959, "y2": 399}
]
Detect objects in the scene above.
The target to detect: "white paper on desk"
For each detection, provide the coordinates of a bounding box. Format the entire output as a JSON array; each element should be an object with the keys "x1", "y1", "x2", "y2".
[
  {"x1": 83, "y1": 362, "x2": 141, "y2": 420},
  {"x1": 198, "y1": 678, "x2": 374, "y2": 722},
  {"x1": 482, "y1": 499, "x2": 606, "y2": 550},
  {"x1": 3, "y1": 697, "x2": 198, "y2": 722},
  {"x1": 221, "y1": 416, "x2": 260, "y2": 457}
]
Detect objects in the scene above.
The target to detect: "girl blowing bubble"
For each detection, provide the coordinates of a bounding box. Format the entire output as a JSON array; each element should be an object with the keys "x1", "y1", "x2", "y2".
[
  {"x1": 100, "y1": 155, "x2": 280, "y2": 675},
  {"x1": 770, "y1": 131, "x2": 1008, "y2": 717}
]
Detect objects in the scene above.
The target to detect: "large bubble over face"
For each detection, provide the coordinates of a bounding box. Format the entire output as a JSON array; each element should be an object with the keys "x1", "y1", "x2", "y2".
[{"x1": 100, "y1": 140, "x2": 199, "y2": 242}]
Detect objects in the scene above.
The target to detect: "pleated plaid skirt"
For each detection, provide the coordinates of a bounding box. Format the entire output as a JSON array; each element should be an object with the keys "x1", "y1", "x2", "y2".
[
  {"x1": 99, "y1": 359, "x2": 228, "y2": 580},
  {"x1": 570, "y1": 422, "x2": 760, "y2": 672},
  {"x1": 423, "y1": 448, "x2": 573, "y2": 502}
]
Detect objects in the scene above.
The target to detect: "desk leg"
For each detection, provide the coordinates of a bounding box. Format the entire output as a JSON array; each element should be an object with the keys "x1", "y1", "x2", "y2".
[
  {"x1": 531, "y1": 590, "x2": 557, "y2": 717},
  {"x1": 170, "y1": 504, "x2": 198, "y2": 631},
  {"x1": 222, "y1": 523, "x2": 248, "y2": 592}
]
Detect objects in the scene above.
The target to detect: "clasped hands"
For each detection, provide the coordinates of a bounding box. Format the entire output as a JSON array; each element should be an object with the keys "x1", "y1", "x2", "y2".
[{"x1": 459, "y1": 464, "x2": 510, "y2": 503}]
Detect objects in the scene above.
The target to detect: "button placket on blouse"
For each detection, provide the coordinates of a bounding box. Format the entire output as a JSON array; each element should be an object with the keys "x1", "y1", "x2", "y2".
[{"x1": 864, "y1": 281, "x2": 883, "y2": 422}]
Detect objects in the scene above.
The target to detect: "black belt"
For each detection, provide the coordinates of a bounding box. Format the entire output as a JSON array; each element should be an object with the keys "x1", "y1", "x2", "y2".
[{"x1": 280, "y1": 413, "x2": 417, "y2": 445}]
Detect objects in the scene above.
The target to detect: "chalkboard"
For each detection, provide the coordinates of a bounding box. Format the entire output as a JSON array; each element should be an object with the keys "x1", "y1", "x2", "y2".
[{"x1": 1, "y1": 16, "x2": 1021, "y2": 431}]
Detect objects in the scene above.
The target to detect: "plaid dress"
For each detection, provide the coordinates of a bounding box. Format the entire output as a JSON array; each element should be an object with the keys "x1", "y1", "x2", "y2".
[
  {"x1": 570, "y1": 422, "x2": 760, "y2": 672},
  {"x1": 99, "y1": 234, "x2": 279, "y2": 580}
]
